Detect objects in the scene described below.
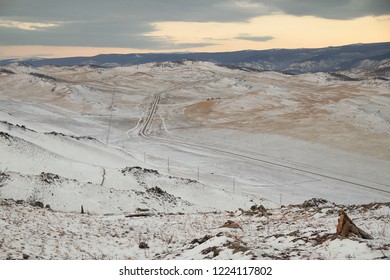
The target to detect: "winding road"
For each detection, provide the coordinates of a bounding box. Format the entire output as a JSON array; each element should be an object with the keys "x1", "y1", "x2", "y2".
[{"x1": 137, "y1": 83, "x2": 390, "y2": 196}]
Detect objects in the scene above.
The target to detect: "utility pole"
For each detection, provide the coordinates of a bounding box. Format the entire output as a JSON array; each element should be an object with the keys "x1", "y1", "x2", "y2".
[
  {"x1": 106, "y1": 88, "x2": 115, "y2": 144},
  {"x1": 197, "y1": 166, "x2": 200, "y2": 182}
]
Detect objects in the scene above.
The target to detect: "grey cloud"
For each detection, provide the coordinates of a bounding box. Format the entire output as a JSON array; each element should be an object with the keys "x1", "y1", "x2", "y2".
[
  {"x1": 235, "y1": 35, "x2": 274, "y2": 42},
  {"x1": 0, "y1": 0, "x2": 264, "y2": 48},
  {"x1": 0, "y1": 20, "x2": 217, "y2": 50},
  {"x1": 0, "y1": 0, "x2": 388, "y2": 49},
  {"x1": 0, "y1": 25, "x2": 163, "y2": 49},
  {"x1": 251, "y1": 0, "x2": 390, "y2": 19},
  {"x1": 0, "y1": 0, "x2": 262, "y2": 22},
  {"x1": 1, "y1": 0, "x2": 388, "y2": 22},
  {"x1": 0, "y1": 19, "x2": 158, "y2": 48}
]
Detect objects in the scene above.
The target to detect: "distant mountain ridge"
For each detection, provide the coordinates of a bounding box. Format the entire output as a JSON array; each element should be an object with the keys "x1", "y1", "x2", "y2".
[{"x1": 1, "y1": 42, "x2": 389, "y2": 74}]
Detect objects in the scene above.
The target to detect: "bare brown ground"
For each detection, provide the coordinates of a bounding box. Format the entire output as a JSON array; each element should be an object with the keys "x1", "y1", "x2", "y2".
[{"x1": 183, "y1": 82, "x2": 390, "y2": 161}]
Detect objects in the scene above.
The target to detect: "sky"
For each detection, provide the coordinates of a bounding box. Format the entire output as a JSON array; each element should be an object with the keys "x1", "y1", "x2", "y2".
[{"x1": 0, "y1": 0, "x2": 389, "y2": 59}]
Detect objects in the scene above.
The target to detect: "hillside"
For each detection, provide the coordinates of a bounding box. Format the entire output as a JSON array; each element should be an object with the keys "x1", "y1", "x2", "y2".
[
  {"x1": 1, "y1": 198, "x2": 389, "y2": 260},
  {"x1": 0, "y1": 61, "x2": 389, "y2": 259},
  {"x1": 1, "y1": 42, "x2": 389, "y2": 74}
]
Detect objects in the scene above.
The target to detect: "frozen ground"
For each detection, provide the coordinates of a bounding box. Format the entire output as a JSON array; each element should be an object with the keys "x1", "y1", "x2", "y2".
[
  {"x1": 1, "y1": 198, "x2": 389, "y2": 260},
  {"x1": 0, "y1": 61, "x2": 389, "y2": 259}
]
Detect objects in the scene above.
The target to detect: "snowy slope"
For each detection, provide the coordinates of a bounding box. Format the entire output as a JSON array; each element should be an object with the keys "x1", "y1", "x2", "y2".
[
  {"x1": 2, "y1": 42, "x2": 389, "y2": 75},
  {"x1": 0, "y1": 61, "x2": 389, "y2": 259},
  {"x1": 0, "y1": 121, "x2": 261, "y2": 214},
  {"x1": 0, "y1": 198, "x2": 388, "y2": 260}
]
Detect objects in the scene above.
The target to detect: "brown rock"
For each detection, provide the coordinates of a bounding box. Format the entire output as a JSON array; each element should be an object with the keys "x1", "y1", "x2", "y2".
[
  {"x1": 336, "y1": 210, "x2": 373, "y2": 239},
  {"x1": 139, "y1": 241, "x2": 149, "y2": 249}
]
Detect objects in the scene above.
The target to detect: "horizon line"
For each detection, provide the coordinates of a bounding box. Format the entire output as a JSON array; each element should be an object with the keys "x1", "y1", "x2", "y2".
[{"x1": 1, "y1": 41, "x2": 389, "y2": 61}]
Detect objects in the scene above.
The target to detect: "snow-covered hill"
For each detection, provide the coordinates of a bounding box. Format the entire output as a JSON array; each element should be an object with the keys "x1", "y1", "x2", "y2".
[
  {"x1": 1, "y1": 42, "x2": 389, "y2": 75},
  {"x1": 0, "y1": 61, "x2": 389, "y2": 259}
]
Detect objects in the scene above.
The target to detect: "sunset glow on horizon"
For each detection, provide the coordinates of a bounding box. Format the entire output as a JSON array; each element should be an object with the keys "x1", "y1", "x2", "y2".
[{"x1": 0, "y1": 1, "x2": 389, "y2": 59}]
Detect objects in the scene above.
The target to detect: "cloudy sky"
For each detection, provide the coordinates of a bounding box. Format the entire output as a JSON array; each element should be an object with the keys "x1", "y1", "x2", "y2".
[{"x1": 0, "y1": 0, "x2": 389, "y2": 59}]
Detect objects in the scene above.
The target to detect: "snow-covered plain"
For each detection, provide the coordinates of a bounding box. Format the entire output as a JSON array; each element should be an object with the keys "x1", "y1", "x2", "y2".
[{"x1": 0, "y1": 61, "x2": 389, "y2": 259}]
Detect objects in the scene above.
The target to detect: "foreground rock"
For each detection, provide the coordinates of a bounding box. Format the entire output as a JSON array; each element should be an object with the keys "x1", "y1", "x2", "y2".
[{"x1": 336, "y1": 210, "x2": 373, "y2": 239}]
